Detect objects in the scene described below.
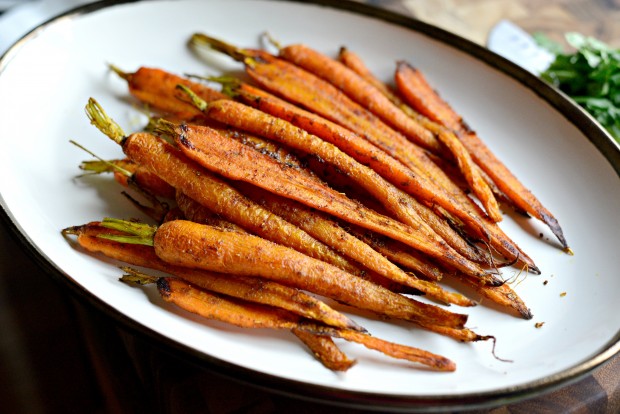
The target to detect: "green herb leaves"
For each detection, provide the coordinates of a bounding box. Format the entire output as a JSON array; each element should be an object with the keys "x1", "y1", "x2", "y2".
[{"x1": 538, "y1": 32, "x2": 620, "y2": 142}]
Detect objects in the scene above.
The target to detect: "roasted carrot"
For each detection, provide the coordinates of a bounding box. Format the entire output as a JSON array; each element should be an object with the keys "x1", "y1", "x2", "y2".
[
  {"x1": 80, "y1": 158, "x2": 176, "y2": 199},
  {"x1": 291, "y1": 329, "x2": 357, "y2": 371},
  {"x1": 99, "y1": 217, "x2": 471, "y2": 332},
  {"x1": 279, "y1": 43, "x2": 502, "y2": 222},
  {"x1": 64, "y1": 221, "x2": 363, "y2": 331},
  {"x1": 235, "y1": 182, "x2": 475, "y2": 307},
  {"x1": 216, "y1": 79, "x2": 487, "y2": 264},
  {"x1": 109, "y1": 65, "x2": 227, "y2": 119},
  {"x1": 349, "y1": 227, "x2": 445, "y2": 282},
  {"x1": 188, "y1": 33, "x2": 490, "y2": 242},
  {"x1": 277, "y1": 43, "x2": 442, "y2": 153},
  {"x1": 175, "y1": 190, "x2": 248, "y2": 233},
  {"x1": 394, "y1": 61, "x2": 569, "y2": 250},
  {"x1": 158, "y1": 114, "x2": 494, "y2": 281},
  {"x1": 336, "y1": 47, "x2": 538, "y2": 271},
  {"x1": 460, "y1": 275, "x2": 533, "y2": 320},
  {"x1": 123, "y1": 274, "x2": 456, "y2": 371},
  {"x1": 85, "y1": 98, "x2": 361, "y2": 274}
]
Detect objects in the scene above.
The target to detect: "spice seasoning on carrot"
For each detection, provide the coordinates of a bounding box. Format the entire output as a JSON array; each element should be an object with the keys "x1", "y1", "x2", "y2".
[{"x1": 394, "y1": 61, "x2": 569, "y2": 251}]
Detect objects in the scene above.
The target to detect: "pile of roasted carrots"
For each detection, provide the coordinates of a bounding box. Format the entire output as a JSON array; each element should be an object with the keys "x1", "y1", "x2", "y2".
[{"x1": 62, "y1": 33, "x2": 570, "y2": 372}]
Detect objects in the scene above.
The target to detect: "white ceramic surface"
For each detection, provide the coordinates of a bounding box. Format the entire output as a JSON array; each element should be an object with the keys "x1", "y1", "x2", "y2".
[{"x1": 0, "y1": 0, "x2": 618, "y2": 407}]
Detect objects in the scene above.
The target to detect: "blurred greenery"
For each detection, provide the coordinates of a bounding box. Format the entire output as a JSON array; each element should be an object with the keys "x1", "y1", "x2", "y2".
[{"x1": 536, "y1": 32, "x2": 620, "y2": 143}]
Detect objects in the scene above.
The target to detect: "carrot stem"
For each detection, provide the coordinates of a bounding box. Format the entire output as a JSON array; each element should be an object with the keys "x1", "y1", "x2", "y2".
[{"x1": 84, "y1": 98, "x2": 126, "y2": 145}]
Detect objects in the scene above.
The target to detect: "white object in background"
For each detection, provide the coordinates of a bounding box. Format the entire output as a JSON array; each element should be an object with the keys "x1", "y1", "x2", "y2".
[
  {"x1": 0, "y1": 0, "x2": 96, "y2": 55},
  {"x1": 487, "y1": 19, "x2": 555, "y2": 75}
]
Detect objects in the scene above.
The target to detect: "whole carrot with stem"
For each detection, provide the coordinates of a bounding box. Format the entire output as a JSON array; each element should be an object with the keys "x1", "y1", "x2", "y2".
[
  {"x1": 277, "y1": 43, "x2": 502, "y2": 223},
  {"x1": 84, "y1": 98, "x2": 362, "y2": 275},
  {"x1": 187, "y1": 33, "x2": 490, "y2": 243},
  {"x1": 210, "y1": 78, "x2": 487, "y2": 265},
  {"x1": 109, "y1": 65, "x2": 227, "y2": 119},
  {"x1": 336, "y1": 47, "x2": 539, "y2": 272},
  {"x1": 394, "y1": 61, "x2": 569, "y2": 252},
  {"x1": 63, "y1": 221, "x2": 364, "y2": 331},
  {"x1": 154, "y1": 111, "x2": 496, "y2": 282},
  {"x1": 98, "y1": 217, "x2": 475, "y2": 333},
  {"x1": 121, "y1": 273, "x2": 457, "y2": 371}
]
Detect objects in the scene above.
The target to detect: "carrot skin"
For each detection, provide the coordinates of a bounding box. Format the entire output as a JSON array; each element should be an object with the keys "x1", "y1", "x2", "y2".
[
  {"x1": 173, "y1": 119, "x2": 491, "y2": 280},
  {"x1": 394, "y1": 61, "x2": 568, "y2": 250},
  {"x1": 336, "y1": 51, "x2": 537, "y2": 269},
  {"x1": 228, "y1": 82, "x2": 487, "y2": 264},
  {"x1": 119, "y1": 66, "x2": 227, "y2": 119},
  {"x1": 153, "y1": 220, "x2": 469, "y2": 329},
  {"x1": 121, "y1": 132, "x2": 357, "y2": 273},
  {"x1": 238, "y1": 51, "x2": 490, "y2": 242}
]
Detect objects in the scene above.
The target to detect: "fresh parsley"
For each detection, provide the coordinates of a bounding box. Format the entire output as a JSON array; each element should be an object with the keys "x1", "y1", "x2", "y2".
[{"x1": 536, "y1": 32, "x2": 620, "y2": 143}]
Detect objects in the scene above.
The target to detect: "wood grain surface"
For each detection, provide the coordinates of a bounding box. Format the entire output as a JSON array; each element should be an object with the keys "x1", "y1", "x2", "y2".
[{"x1": 400, "y1": 0, "x2": 620, "y2": 48}]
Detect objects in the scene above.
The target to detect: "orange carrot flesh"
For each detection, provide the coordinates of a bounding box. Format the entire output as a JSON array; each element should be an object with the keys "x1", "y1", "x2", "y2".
[
  {"x1": 171, "y1": 118, "x2": 492, "y2": 280},
  {"x1": 394, "y1": 61, "x2": 568, "y2": 250},
  {"x1": 153, "y1": 220, "x2": 470, "y2": 330}
]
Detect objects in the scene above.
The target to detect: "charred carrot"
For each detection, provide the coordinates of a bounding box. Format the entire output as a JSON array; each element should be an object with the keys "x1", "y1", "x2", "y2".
[
  {"x1": 99, "y1": 217, "x2": 471, "y2": 332},
  {"x1": 84, "y1": 98, "x2": 361, "y2": 274},
  {"x1": 460, "y1": 275, "x2": 533, "y2": 320},
  {"x1": 188, "y1": 33, "x2": 490, "y2": 242},
  {"x1": 394, "y1": 61, "x2": 569, "y2": 250},
  {"x1": 64, "y1": 221, "x2": 362, "y2": 331},
  {"x1": 124, "y1": 274, "x2": 456, "y2": 371}
]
